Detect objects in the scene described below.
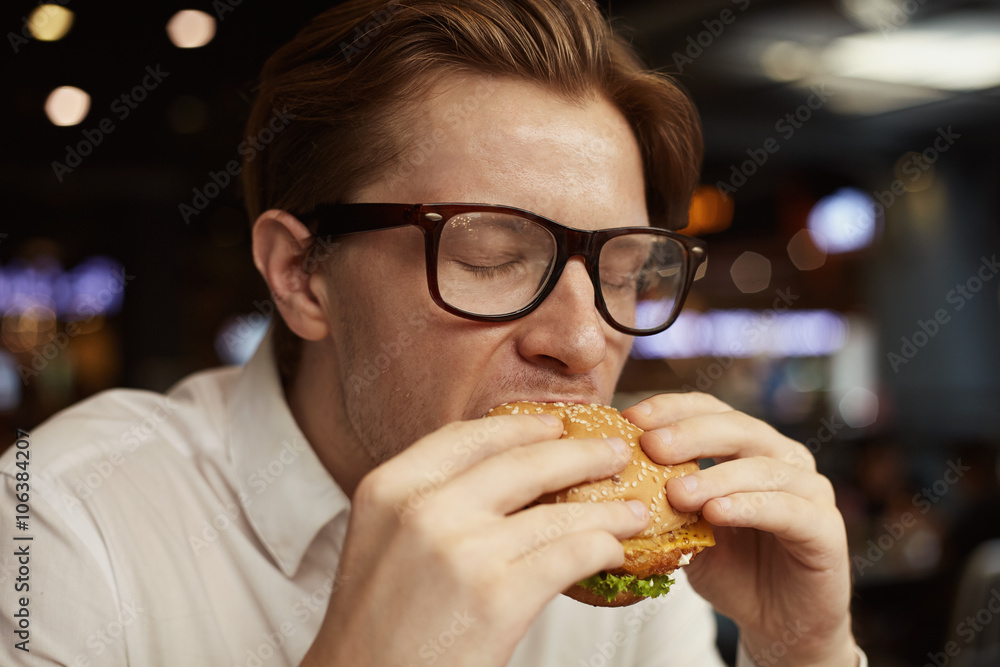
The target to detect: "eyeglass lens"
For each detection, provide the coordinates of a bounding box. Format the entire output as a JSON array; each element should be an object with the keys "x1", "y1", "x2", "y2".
[{"x1": 436, "y1": 211, "x2": 687, "y2": 332}]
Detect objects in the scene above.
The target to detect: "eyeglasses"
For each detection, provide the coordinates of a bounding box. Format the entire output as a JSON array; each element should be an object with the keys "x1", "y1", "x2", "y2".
[{"x1": 299, "y1": 203, "x2": 706, "y2": 336}]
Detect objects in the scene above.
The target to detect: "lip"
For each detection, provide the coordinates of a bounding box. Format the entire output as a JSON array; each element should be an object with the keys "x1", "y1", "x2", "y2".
[{"x1": 505, "y1": 396, "x2": 601, "y2": 406}]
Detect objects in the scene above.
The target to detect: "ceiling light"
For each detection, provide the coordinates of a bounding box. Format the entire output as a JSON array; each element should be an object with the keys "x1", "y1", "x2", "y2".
[{"x1": 823, "y1": 23, "x2": 1000, "y2": 91}]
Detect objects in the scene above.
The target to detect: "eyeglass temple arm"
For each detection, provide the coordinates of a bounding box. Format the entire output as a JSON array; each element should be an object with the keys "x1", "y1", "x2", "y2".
[{"x1": 303, "y1": 203, "x2": 419, "y2": 237}]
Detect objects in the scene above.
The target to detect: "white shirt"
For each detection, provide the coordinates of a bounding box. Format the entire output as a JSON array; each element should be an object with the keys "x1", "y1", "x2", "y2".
[{"x1": 0, "y1": 328, "x2": 857, "y2": 666}]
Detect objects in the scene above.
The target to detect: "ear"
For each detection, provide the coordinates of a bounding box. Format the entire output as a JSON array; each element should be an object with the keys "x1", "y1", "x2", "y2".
[{"x1": 251, "y1": 209, "x2": 330, "y2": 342}]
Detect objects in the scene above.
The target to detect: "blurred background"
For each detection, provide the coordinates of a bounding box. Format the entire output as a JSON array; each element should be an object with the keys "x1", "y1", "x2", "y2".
[{"x1": 1, "y1": 0, "x2": 999, "y2": 664}]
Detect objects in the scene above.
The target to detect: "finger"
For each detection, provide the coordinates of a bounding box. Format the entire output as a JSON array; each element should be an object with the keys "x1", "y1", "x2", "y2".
[
  {"x1": 434, "y1": 436, "x2": 634, "y2": 517},
  {"x1": 490, "y1": 499, "x2": 649, "y2": 562},
  {"x1": 509, "y1": 529, "x2": 627, "y2": 596},
  {"x1": 622, "y1": 391, "x2": 731, "y2": 430},
  {"x1": 701, "y1": 491, "x2": 844, "y2": 558},
  {"x1": 375, "y1": 414, "x2": 564, "y2": 500},
  {"x1": 665, "y1": 457, "x2": 836, "y2": 514},
  {"x1": 640, "y1": 410, "x2": 816, "y2": 471}
]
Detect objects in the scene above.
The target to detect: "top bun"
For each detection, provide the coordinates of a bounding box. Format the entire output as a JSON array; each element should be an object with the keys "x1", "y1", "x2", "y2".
[{"x1": 487, "y1": 401, "x2": 714, "y2": 583}]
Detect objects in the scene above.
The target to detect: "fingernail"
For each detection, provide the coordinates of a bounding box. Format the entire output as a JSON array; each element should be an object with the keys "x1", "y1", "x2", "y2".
[
  {"x1": 679, "y1": 474, "x2": 698, "y2": 494},
  {"x1": 605, "y1": 437, "x2": 629, "y2": 459},
  {"x1": 716, "y1": 496, "x2": 732, "y2": 511},
  {"x1": 633, "y1": 402, "x2": 652, "y2": 416},
  {"x1": 537, "y1": 414, "x2": 562, "y2": 428},
  {"x1": 626, "y1": 500, "x2": 648, "y2": 520}
]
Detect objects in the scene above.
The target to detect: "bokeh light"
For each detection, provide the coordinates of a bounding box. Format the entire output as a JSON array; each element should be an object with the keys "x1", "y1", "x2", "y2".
[
  {"x1": 730, "y1": 251, "x2": 771, "y2": 294},
  {"x1": 807, "y1": 187, "x2": 878, "y2": 254},
  {"x1": 166, "y1": 10, "x2": 217, "y2": 49},
  {"x1": 28, "y1": 4, "x2": 75, "y2": 41},
  {"x1": 760, "y1": 41, "x2": 814, "y2": 82},
  {"x1": 839, "y1": 386, "x2": 880, "y2": 428},
  {"x1": 683, "y1": 185, "x2": 734, "y2": 236},
  {"x1": 787, "y1": 228, "x2": 828, "y2": 271},
  {"x1": 44, "y1": 86, "x2": 90, "y2": 126}
]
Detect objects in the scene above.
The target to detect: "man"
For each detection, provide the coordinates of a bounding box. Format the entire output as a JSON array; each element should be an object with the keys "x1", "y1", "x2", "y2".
[{"x1": 2, "y1": 0, "x2": 865, "y2": 665}]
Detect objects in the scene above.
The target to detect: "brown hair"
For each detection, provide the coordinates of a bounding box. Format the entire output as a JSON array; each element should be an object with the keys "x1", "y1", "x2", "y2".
[{"x1": 243, "y1": 0, "x2": 703, "y2": 380}]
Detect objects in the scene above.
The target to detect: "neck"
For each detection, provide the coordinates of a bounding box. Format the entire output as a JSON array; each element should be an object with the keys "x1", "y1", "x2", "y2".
[{"x1": 285, "y1": 340, "x2": 373, "y2": 498}]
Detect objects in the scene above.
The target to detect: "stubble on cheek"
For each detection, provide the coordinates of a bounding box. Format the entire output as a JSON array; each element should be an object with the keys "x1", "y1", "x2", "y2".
[{"x1": 336, "y1": 304, "x2": 448, "y2": 467}]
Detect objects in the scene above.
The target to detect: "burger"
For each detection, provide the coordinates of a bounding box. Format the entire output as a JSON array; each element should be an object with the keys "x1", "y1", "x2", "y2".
[{"x1": 487, "y1": 401, "x2": 715, "y2": 607}]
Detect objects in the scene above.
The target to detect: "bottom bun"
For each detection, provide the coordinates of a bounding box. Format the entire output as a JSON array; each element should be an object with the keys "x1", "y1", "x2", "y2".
[{"x1": 563, "y1": 584, "x2": 649, "y2": 608}]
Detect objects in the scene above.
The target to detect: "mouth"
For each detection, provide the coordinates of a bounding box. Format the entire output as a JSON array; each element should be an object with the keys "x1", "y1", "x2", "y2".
[{"x1": 499, "y1": 396, "x2": 600, "y2": 407}]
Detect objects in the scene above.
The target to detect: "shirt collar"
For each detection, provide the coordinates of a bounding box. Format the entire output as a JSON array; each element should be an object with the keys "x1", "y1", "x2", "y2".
[{"x1": 226, "y1": 324, "x2": 350, "y2": 578}]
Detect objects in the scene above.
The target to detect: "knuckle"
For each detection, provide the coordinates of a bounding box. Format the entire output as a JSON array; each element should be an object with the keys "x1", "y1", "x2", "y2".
[
  {"x1": 791, "y1": 441, "x2": 817, "y2": 470},
  {"x1": 814, "y1": 472, "x2": 836, "y2": 502},
  {"x1": 353, "y1": 466, "x2": 394, "y2": 512}
]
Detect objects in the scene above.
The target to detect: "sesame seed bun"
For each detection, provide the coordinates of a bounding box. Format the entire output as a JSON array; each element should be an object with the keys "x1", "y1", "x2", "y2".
[{"x1": 487, "y1": 401, "x2": 715, "y2": 607}]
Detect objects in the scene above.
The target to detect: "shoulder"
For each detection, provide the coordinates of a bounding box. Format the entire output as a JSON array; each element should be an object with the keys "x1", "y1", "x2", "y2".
[{"x1": 0, "y1": 364, "x2": 241, "y2": 486}]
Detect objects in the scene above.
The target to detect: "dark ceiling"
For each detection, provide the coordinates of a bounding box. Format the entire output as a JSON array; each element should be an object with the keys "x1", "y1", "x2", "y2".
[{"x1": 3, "y1": 0, "x2": 999, "y2": 239}]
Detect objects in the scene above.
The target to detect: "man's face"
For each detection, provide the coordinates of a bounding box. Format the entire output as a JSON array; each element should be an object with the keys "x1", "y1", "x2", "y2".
[{"x1": 315, "y1": 75, "x2": 649, "y2": 465}]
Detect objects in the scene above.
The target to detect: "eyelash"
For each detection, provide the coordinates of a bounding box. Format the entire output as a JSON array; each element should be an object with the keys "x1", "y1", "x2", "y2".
[{"x1": 459, "y1": 262, "x2": 520, "y2": 278}]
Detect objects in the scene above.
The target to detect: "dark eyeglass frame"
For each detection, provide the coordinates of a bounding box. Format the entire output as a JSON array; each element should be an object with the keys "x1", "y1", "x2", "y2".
[{"x1": 298, "y1": 203, "x2": 707, "y2": 336}]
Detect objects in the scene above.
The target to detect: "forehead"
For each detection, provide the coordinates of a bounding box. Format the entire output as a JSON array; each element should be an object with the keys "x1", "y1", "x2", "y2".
[{"x1": 361, "y1": 75, "x2": 648, "y2": 230}]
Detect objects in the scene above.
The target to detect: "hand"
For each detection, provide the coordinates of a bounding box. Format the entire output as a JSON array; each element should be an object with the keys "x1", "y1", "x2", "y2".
[
  {"x1": 623, "y1": 393, "x2": 858, "y2": 667},
  {"x1": 301, "y1": 413, "x2": 649, "y2": 667}
]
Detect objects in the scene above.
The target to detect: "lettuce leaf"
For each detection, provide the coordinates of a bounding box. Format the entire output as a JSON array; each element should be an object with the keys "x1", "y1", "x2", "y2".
[{"x1": 576, "y1": 572, "x2": 675, "y2": 603}]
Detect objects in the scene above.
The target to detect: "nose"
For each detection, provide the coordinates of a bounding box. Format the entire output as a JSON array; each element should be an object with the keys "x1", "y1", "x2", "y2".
[{"x1": 514, "y1": 258, "x2": 608, "y2": 374}]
